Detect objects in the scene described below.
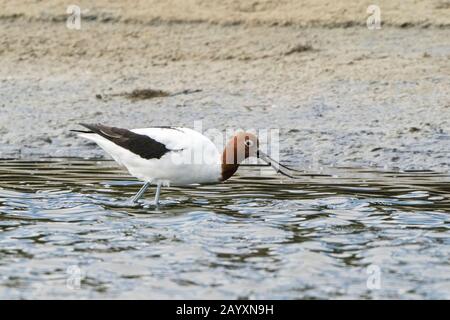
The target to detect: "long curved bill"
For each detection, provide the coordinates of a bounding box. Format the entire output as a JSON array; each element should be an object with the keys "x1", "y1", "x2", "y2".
[{"x1": 257, "y1": 151, "x2": 300, "y2": 178}]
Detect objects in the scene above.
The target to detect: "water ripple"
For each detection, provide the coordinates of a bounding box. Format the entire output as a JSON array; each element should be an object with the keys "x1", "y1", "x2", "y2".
[{"x1": 0, "y1": 159, "x2": 449, "y2": 299}]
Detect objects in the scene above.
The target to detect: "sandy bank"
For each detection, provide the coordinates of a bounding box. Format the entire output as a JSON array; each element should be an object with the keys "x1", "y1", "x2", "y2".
[
  {"x1": 0, "y1": 1, "x2": 449, "y2": 172},
  {"x1": 1, "y1": 0, "x2": 450, "y2": 27}
]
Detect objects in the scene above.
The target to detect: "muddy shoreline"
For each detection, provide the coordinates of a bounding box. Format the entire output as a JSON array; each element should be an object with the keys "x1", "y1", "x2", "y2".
[{"x1": 0, "y1": 2, "x2": 449, "y2": 172}]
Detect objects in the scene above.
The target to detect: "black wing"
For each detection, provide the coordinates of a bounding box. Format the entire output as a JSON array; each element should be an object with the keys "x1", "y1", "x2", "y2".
[{"x1": 79, "y1": 123, "x2": 170, "y2": 160}]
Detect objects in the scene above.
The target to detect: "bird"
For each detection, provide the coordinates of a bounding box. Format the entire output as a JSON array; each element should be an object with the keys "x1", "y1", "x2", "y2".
[{"x1": 72, "y1": 123, "x2": 298, "y2": 205}]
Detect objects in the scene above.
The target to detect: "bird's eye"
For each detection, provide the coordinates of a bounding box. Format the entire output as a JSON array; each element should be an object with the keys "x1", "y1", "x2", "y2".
[{"x1": 244, "y1": 140, "x2": 253, "y2": 147}]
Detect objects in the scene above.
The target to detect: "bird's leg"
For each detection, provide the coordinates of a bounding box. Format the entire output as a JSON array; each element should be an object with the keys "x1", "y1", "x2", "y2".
[
  {"x1": 131, "y1": 182, "x2": 151, "y2": 203},
  {"x1": 154, "y1": 182, "x2": 162, "y2": 205}
]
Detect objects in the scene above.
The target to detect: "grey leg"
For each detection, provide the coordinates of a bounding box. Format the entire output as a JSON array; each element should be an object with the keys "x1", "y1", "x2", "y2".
[
  {"x1": 154, "y1": 182, "x2": 162, "y2": 205},
  {"x1": 131, "y1": 182, "x2": 151, "y2": 203}
]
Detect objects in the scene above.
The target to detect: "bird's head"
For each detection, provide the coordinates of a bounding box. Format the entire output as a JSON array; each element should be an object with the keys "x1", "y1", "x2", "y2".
[
  {"x1": 223, "y1": 132, "x2": 259, "y2": 165},
  {"x1": 220, "y1": 131, "x2": 297, "y2": 181}
]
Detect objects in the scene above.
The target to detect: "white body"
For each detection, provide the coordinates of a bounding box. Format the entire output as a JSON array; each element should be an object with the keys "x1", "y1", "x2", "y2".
[{"x1": 79, "y1": 127, "x2": 222, "y2": 186}]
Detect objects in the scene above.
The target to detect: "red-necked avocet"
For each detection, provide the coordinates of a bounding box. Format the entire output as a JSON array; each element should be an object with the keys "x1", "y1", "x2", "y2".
[{"x1": 72, "y1": 123, "x2": 298, "y2": 205}]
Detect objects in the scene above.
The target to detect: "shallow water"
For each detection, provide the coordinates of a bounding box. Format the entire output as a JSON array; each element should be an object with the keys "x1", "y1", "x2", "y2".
[{"x1": 0, "y1": 159, "x2": 449, "y2": 299}]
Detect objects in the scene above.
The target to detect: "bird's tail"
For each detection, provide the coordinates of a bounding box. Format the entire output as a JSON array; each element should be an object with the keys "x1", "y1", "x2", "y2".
[
  {"x1": 71, "y1": 124, "x2": 97, "y2": 141},
  {"x1": 70, "y1": 129, "x2": 93, "y2": 134},
  {"x1": 71, "y1": 123, "x2": 103, "y2": 134}
]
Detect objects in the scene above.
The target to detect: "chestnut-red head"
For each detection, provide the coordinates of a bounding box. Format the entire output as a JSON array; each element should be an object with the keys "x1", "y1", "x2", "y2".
[{"x1": 221, "y1": 132, "x2": 259, "y2": 181}]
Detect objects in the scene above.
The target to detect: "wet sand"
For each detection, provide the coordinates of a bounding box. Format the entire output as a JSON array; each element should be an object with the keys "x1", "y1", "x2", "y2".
[{"x1": 0, "y1": 1, "x2": 449, "y2": 171}]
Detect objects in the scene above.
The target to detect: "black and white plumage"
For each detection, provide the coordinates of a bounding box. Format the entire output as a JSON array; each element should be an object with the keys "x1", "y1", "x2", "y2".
[
  {"x1": 80, "y1": 123, "x2": 171, "y2": 160},
  {"x1": 74, "y1": 123, "x2": 297, "y2": 204}
]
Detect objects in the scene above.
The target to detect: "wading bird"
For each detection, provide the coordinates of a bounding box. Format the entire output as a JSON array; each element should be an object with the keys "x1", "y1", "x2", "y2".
[{"x1": 73, "y1": 123, "x2": 298, "y2": 205}]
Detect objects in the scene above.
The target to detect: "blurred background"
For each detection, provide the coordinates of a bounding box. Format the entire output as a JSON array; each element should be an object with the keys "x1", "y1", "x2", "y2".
[{"x1": 0, "y1": 0, "x2": 449, "y2": 171}]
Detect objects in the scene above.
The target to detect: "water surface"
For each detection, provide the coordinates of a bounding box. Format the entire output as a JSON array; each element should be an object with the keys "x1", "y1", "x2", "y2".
[{"x1": 0, "y1": 159, "x2": 449, "y2": 299}]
